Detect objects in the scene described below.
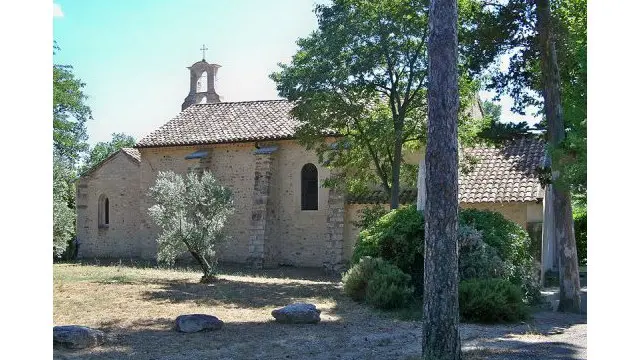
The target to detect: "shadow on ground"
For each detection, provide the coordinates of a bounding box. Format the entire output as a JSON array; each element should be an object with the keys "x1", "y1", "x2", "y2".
[{"x1": 137, "y1": 275, "x2": 347, "y2": 311}]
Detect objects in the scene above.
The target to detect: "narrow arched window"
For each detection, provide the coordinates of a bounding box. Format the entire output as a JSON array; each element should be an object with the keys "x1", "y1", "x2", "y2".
[
  {"x1": 98, "y1": 194, "x2": 109, "y2": 228},
  {"x1": 301, "y1": 163, "x2": 318, "y2": 210}
]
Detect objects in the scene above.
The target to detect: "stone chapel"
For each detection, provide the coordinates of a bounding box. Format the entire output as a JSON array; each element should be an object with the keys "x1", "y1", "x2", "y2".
[{"x1": 75, "y1": 57, "x2": 555, "y2": 273}]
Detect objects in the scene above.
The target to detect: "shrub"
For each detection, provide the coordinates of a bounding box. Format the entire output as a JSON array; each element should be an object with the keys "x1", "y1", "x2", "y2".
[
  {"x1": 352, "y1": 206, "x2": 424, "y2": 289},
  {"x1": 573, "y1": 206, "x2": 587, "y2": 266},
  {"x1": 458, "y1": 225, "x2": 509, "y2": 281},
  {"x1": 459, "y1": 209, "x2": 541, "y2": 303},
  {"x1": 353, "y1": 204, "x2": 388, "y2": 229},
  {"x1": 459, "y1": 278, "x2": 529, "y2": 323},
  {"x1": 459, "y1": 208, "x2": 530, "y2": 265},
  {"x1": 342, "y1": 257, "x2": 388, "y2": 301},
  {"x1": 365, "y1": 264, "x2": 414, "y2": 309},
  {"x1": 352, "y1": 206, "x2": 541, "y2": 303}
]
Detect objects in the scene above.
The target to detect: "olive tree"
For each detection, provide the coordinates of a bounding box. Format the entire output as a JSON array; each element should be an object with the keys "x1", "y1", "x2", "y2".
[{"x1": 148, "y1": 170, "x2": 234, "y2": 282}]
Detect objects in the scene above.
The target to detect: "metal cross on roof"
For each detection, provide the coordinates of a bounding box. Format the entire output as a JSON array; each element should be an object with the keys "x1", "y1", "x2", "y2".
[{"x1": 200, "y1": 44, "x2": 208, "y2": 61}]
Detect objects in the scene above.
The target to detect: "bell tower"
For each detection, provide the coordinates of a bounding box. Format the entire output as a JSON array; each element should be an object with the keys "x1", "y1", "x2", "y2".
[{"x1": 181, "y1": 45, "x2": 221, "y2": 110}]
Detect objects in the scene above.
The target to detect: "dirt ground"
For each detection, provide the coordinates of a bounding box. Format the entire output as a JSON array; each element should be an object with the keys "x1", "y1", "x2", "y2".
[{"x1": 53, "y1": 263, "x2": 586, "y2": 360}]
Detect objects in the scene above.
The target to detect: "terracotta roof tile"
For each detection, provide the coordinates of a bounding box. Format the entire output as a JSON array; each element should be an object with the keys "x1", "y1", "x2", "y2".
[
  {"x1": 347, "y1": 138, "x2": 545, "y2": 204},
  {"x1": 137, "y1": 100, "x2": 333, "y2": 147},
  {"x1": 121, "y1": 147, "x2": 141, "y2": 162}
]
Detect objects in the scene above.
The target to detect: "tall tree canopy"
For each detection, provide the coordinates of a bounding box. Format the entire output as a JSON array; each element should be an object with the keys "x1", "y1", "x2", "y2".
[
  {"x1": 271, "y1": 0, "x2": 430, "y2": 209},
  {"x1": 53, "y1": 44, "x2": 92, "y2": 164},
  {"x1": 462, "y1": 0, "x2": 586, "y2": 199},
  {"x1": 461, "y1": 0, "x2": 585, "y2": 312},
  {"x1": 272, "y1": 0, "x2": 486, "y2": 208},
  {"x1": 81, "y1": 133, "x2": 137, "y2": 173}
]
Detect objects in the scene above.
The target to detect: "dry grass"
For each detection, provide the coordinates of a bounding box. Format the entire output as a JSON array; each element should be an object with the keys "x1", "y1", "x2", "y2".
[
  {"x1": 54, "y1": 263, "x2": 586, "y2": 360},
  {"x1": 53, "y1": 263, "x2": 423, "y2": 359}
]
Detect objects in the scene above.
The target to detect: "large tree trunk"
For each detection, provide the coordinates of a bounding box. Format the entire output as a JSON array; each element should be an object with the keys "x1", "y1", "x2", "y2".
[
  {"x1": 422, "y1": 0, "x2": 461, "y2": 358},
  {"x1": 536, "y1": 0, "x2": 582, "y2": 313}
]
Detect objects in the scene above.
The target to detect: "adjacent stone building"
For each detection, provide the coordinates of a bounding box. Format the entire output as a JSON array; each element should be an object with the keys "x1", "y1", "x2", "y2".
[{"x1": 76, "y1": 58, "x2": 552, "y2": 272}]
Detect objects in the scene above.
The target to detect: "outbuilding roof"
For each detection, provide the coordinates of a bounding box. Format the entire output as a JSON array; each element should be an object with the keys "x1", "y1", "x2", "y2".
[{"x1": 347, "y1": 137, "x2": 545, "y2": 204}]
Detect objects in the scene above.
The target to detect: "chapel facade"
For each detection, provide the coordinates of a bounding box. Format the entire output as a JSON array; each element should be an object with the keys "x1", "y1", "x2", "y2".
[{"x1": 75, "y1": 58, "x2": 550, "y2": 272}]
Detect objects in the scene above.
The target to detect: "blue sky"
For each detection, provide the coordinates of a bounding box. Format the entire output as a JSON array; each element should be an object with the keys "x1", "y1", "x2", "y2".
[{"x1": 53, "y1": 0, "x2": 537, "y2": 147}]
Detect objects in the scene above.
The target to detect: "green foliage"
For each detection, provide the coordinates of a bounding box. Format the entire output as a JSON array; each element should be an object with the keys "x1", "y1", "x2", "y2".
[
  {"x1": 459, "y1": 278, "x2": 529, "y2": 323},
  {"x1": 352, "y1": 205, "x2": 389, "y2": 232},
  {"x1": 352, "y1": 205, "x2": 424, "y2": 288},
  {"x1": 342, "y1": 256, "x2": 413, "y2": 309},
  {"x1": 53, "y1": 45, "x2": 91, "y2": 164},
  {"x1": 573, "y1": 204, "x2": 587, "y2": 266},
  {"x1": 461, "y1": 0, "x2": 587, "y2": 199},
  {"x1": 458, "y1": 224, "x2": 509, "y2": 281},
  {"x1": 342, "y1": 256, "x2": 389, "y2": 302},
  {"x1": 353, "y1": 206, "x2": 541, "y2": 302},
  {"x1": 81, "y1": 133, "x2": 137, "y2": 173},
  {"x1": 365, "y1": 263, "x2": 414, "y2": 310},
  {"x1": 478, "y1": 100, "x2": 532, "y2": 143},
  {"x1": 53, "y1": 154, "x2": 76, "y2": 259},
  {"x1": 271, "y1": 0, "x2": 488, "y2": 207},
  {"x1": 459, "y1": 208, "x2": 541, "y2": 302},
  {"x1": 459, "y1": 208, "x2": 530, "y2": 265},
  {"x1": 147, "y1": 170, "x2": 234, "y2": 280}
]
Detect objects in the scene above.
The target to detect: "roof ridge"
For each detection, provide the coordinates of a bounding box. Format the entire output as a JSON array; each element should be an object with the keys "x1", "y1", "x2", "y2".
[{"x1": 191, "y1": 99, "x2": 289, "y2": 106}]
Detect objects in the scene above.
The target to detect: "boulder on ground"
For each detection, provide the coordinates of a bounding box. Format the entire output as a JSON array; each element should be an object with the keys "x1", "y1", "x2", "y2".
[
  {"x1": 53, "y1": 325, "x2": 105, "y2": 349},
  {"x1": 175, "y1": 314, "x2": 224, "y2": 333},
  {"x1": 271, "y1": 303, "x2": 321, "y2": 324}
]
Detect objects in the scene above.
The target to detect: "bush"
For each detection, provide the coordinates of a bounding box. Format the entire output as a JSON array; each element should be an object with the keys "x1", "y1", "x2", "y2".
[
  {"x1": 458, "y1": 225, "x2": 509, "y2": 281},
  {"x1": 459, "y1": 278, "x2": 529, "y2": 323},
  {"x1": 352, "y1": 206, "x2": 424, "y2": 289},
  {"x1": 353, "y1": 204, "x2": 388, "y2": 229},
  {"x1": 352, "y1": 206, "x2": 541, "y2": 303},
  {"x1": 342, "y1": 257, "x2": 388, "y2": 301},
  {"x1": 573, "y1": 207, "x2": 587, "y2": 266},
  {"x1": 459, "y1": 209, "x2": 541, "y2": 303},
  {"x1": 365, "y1": 264, "x2": 414, "y2": 309}
]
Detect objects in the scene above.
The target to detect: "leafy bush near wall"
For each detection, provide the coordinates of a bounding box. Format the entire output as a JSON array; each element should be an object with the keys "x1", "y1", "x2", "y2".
[
  {"x1": 458, "y1": 225, "x2": 509, "y2": 281},
  {"x1": 459, "y1": 278, "x2": 529, "y2": 323},
  {"x1": 342, "y1": 257, "x2": 388, "y2": 301},
  {"x1": 343, "y1": 256, "x2": 414, "y2": 309},
  {"x1": 353, "y1": 204, "x2": 389, "y2": 230},
  {"x1": 459, "y1": 208, "x2": 541, "y2": 303},
  {"x1": 573, "y1": 206, "x2": 587, "y2": 266},
  {"x1": 459, "y1": 208, "x2": 531, "y2": 265},
  {"x1": 351, "y1": 206, "x2": 541, "y2": 302},
  {"x1": 351, "y1": 206, "x2": 424, "y2": 289},
  {"x1": 365, "y1": 263, "x2": 414, "y2": 309}
]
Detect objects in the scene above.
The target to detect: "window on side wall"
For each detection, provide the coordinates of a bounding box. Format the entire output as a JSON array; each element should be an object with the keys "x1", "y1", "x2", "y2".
[
  {"x1": 301, "y1": 163, "x2": 318, "y2": 210},
  {"x1": 98, "y1": 194, "x2": 110, "y2": 228}
]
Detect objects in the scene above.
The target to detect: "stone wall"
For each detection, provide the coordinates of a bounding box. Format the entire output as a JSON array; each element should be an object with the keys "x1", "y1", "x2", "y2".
[
  {"x1": 132, "y1": 140, "x2": 332, "y2": 267},
  {"x1": 137, "y1": 143, "x2": 256, "y2": 262},
  {"x1": 268, "y1": 140, "x2": 331, "y2": 267},
  {"x1": 76, "y1": 152, "x2": 141, "y2": 258}
]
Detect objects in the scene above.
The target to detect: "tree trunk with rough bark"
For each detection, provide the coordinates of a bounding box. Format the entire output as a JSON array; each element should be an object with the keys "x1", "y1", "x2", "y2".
[
  {"x1": 536, "y1": 0, "x2": 582, "y2": 313},
  {"x1": 422, "y1": 0, "x2": 461, "y2": 359}
]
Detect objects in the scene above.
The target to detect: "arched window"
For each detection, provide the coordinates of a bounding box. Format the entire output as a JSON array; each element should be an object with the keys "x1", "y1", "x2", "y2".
[
  {"x1": 301, "y1": 163, "x2": 318, "y2": 210},
  {"x1": 199, "y1": 95, "x2": 207, "y2": 104},
  {"x1": 196, "y1": 71, "x2": 208, "y2": 93},
  {"x1": 98, "y1": 194, "x2": 109, "y2": 228}
]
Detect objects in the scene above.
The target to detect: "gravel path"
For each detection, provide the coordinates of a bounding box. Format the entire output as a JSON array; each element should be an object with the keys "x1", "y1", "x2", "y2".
[{"x1": 461, "y1": 311, "x2": 587, "y2": 359}]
